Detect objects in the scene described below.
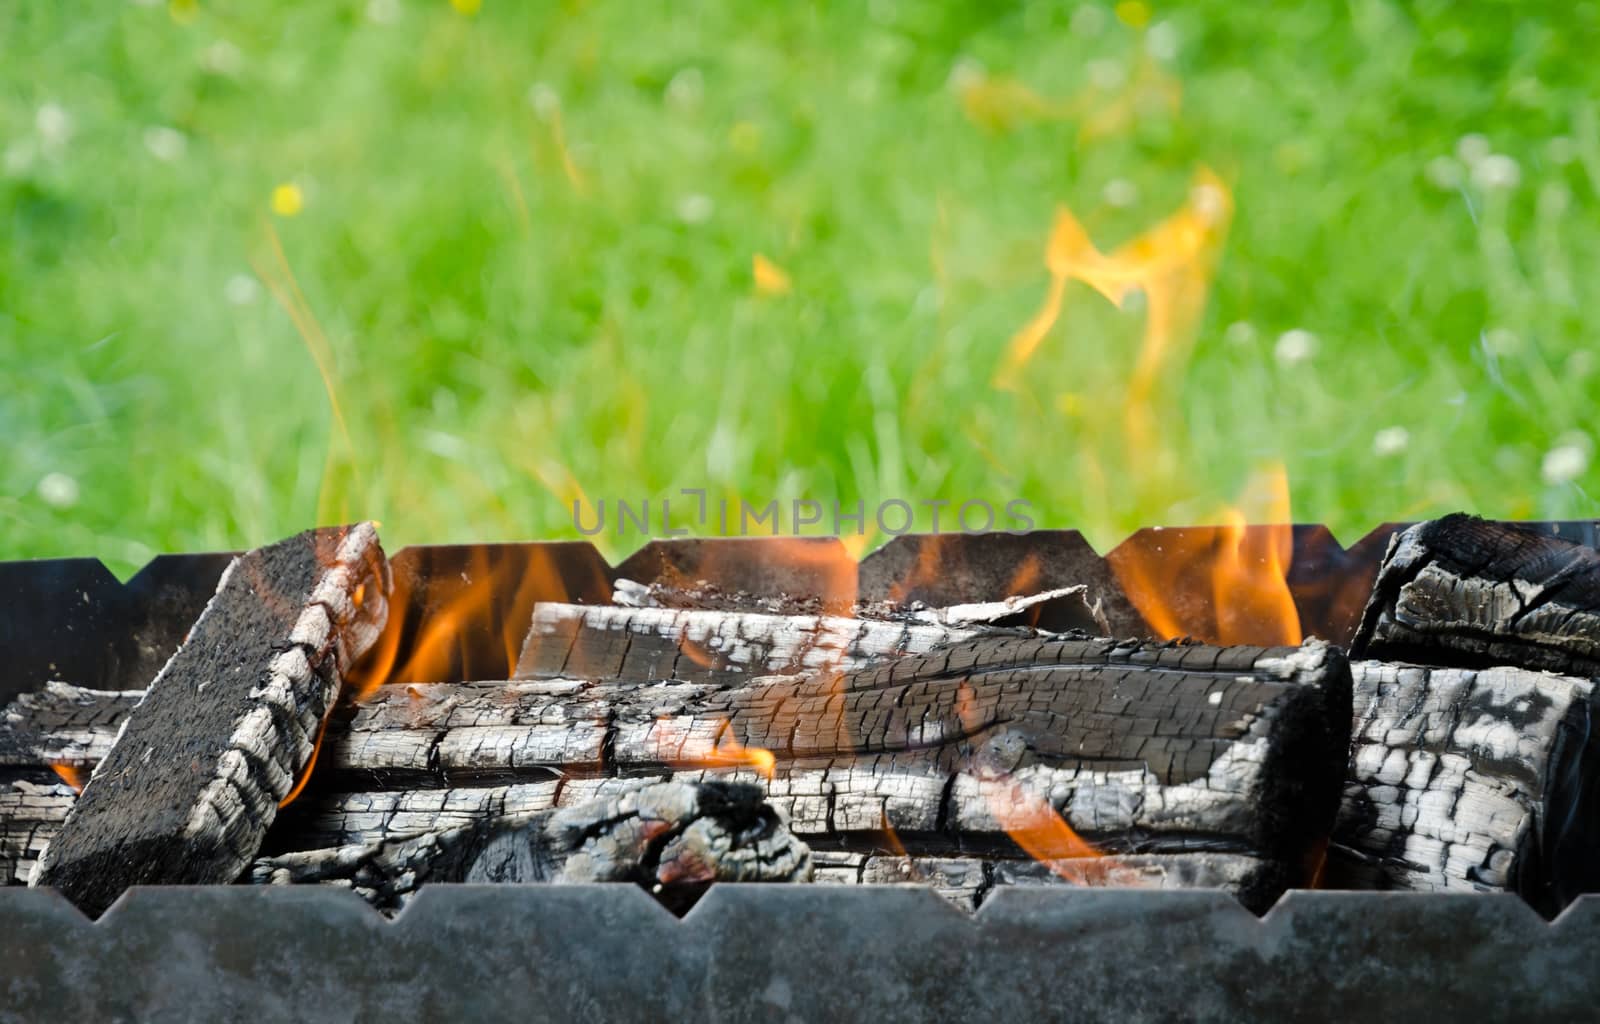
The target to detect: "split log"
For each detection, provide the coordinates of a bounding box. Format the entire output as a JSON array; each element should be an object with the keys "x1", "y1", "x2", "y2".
[
  {"x1": 512, "y1": 602, "x2": 1003, "y2": 686},
  {"x1": 1332, "y1": 660, "x2": 1600, "y2": 913},
  {"x1": 314, "y1": 632, "x2": 1349, "y2": 911},
  {"x1": 27, "y1": 524, "x2": 390, "y2": 915},
  {"x1": 5, "y1": 624, "x2": 1350, "y2": 910},
  {"x1": 1353, "y1": 514, "x2": 1600, "y2": 675},
  {"x1": 251, "y1": 780, "x2": 811, "y2": 912},
  {"x1": 609, "y1": 577, "x2": 1111, "y2": 633}
]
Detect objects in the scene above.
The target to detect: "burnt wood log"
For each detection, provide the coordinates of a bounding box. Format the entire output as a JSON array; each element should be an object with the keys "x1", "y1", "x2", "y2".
[
  {"x1": 324, "y1": 630, "x2": 1348, "y2": 910},
  {"x1": 1353, "y1": 514, "x2": 1600, "y2": 675},
  {"x1": 512, "y1": 602, "x2": 1004, "y2": 686},
  {"x1": 251, "y1": 780, "x2": 811, "y2": 912},
  {"x1": 26, "y1": 524, "x2": 390, "y2": 915},
  {"x1": 4, "y1": 622, "x2": 1350, "y2": 910},
  {"x1": 1332, "y1": 660, "x2": 1600, "y2": 913}
]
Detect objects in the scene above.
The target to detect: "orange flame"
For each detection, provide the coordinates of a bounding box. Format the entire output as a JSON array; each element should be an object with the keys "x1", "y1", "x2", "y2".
[
  {"x1": 649, "y1": 717, "x2": 776, "y2": 780},
  {"x1": 996, "y1": 168, "x2": 1232, "y2": 456},
  {"x1": 955, "y1": 683, "x2": 1101, "y2": 876},
  {"x1": 49, "y1": 763, "x2": 87, "y2": 794},
  {"x1": 1108, "y1": 464, "x2": 1303, "y2": 646},
  {"x1": 348, "y1": 546, "x2": 600, "y2": 702}
]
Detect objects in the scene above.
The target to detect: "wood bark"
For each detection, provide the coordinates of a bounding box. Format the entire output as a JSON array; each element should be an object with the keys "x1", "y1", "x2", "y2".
[
  {"x1": 251, "y1": 780, "x2": 811, "y2": 912},
  {"x1": 26, "y1": 524, "x2": 390, "y2": 915},
  {"x1": 1333, "y1": 661, "x2": 1600, "y2": 913},
  {"x1": 1353, "y1": 514, "x2": 1600, "y2": 676},
  {"x1": 5, "y1": 606, "x2": 1350, "y2": 911}
]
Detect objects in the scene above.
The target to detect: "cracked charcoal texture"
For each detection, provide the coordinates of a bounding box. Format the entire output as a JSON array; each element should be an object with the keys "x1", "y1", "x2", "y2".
[
  {"x1": 513, "y1": 603, "x2": 996, "y2": 686},
  {"x1": 1333, "y1": 660, "x2": 1600, "y2": 915},
  {"x1": 26, "y1": 525, "x2": 388, "y2": 915},
  {"x1": 1353, "y1": 514, "x2": 1600, "y2": 676},
  {"x1": 6, "y1": 611, "x2": 1350, "y2": 912},
  {"x1": 251, "y1": 780, "x2": 811, "y2": 912}
]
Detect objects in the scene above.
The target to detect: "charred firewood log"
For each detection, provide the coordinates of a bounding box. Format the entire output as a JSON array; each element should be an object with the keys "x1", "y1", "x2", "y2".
[
  {"x1": 4, "y1": 629, "x2": 1351, "y2": 911},
  {"x1": 250, "y1": 780, "x2": 811, "y2": 913},
  {"x1": 1353, "y1": 514, "x2": 1600, "y2": 676},
  {"x1": 1332, "y1": 660, "x2": 1600, "y2": 914},
  {"x1": 24, "y1": 525, "x2": 390, "y2": 915}
]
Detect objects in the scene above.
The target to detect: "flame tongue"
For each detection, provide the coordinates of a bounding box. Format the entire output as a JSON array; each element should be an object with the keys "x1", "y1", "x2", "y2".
[
  {"x1": 1108, "y1": 465, "x2": 1303, "y2": 647},
  {"x1": 49, "y1": 763, "x2": 87, "y2": 794}
]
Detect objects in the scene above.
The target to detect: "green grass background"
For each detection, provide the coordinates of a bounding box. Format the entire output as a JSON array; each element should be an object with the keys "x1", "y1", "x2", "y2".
[{"x1": 3, "y1": 0, "x2": 1596, "y2": 576}]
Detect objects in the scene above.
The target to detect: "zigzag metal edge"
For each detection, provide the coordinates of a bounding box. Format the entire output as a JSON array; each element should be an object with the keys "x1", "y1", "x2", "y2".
[{"x1": 1, "y1": 885, "x2": 1598, "y2": 1021}]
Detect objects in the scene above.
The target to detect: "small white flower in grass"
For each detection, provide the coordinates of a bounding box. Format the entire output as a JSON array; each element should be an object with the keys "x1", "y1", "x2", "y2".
[
  {"x1": 225, "y1": 274, "x2": 260, "y2": 306},
  {"x1": 1088, "y1": 58, "x2": 1125, "y2": 90},
  {"x1": 143, "y1": 126, "x2": 186, "y2": 162},
  {"x1": 1455, "y1": 133, "x2": 1491, "y2": 167},
  {"x1": 676, "y1": 193, "x2": 714, "y2": 225},
  {"x1": 1472, "y1": 153, "x2": 1520, "y2": 191},
  {"x1": 365, "y1": 0, "x2": 400, "y2": 24},
  {"x1": 1424, "y1": 155, "x2": 1462, "y2": 190},
  {"x1": 1102, "y1": 178, "x2": 1138, "y2": 208},
  {"x1": 201, "y1": 41, "x2": 243, "y2": 76},
  {"x1": 1145, "y1": 21, "x2": 1179, "y2": 61},
  {"x1": 1274, "y1": 329, "x2": 1317, "y2": 366},
  {"x1": 36, "y1": 103, "x2": 72, "y2": 149},
  {"x1": 1542, "y1": 443, "x2": 1590, "y2": 486},
  {"x1": 1071, "y1": 4, "x2": 1107, "y2": 36},
  {"x1": 1372, "y1": 426, "x2": 1410, "y2": 457},
  {"x1": 665, "y1": 67, "x2": 704, "y2": 111},
  {"x1": 1224, "y1": 321, "x2": 1256, "y2": 346},
  {"x1": 36, "y1": 473, "x2": 80, "y2": 509},
  {"x1": 526, "y1": 83, "x2": 560, "y2": 121}
]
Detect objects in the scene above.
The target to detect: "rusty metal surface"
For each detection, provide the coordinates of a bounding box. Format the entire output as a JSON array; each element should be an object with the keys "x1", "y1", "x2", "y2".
[{"x1": 0, "y1": 885, "x2": 1595, "y2": 1023}]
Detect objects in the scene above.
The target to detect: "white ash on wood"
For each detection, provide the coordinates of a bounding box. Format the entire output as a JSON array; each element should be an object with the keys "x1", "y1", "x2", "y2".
[
  {"x1": 808, "y1": 851, "x2": 1260, "y2": 912},
  {"x1": 4, "y1": 623, "x2": 1351, "y2": 911},
  {"x1": 252, "y1": 780, "x2": 811, "y2": 912},
  {"x1": 1353, "y1": 514, "x2": 1600, "y2": 676},
  {"x1": 0, "y1": 780, "x2": 74, "y2": 886},
  {"x1": 0, "y1": 683, "x2": 142, "y2": 771},
  {"x1": 312, "y1": 631, "x2": 1350, "y2": 912},
  {"x1": 513, "y1": 602, "x2": 1006, "y2": 685},
  {"x1": 1333, "y1": 660, "x2": 1600, "y2": 912},
  {"x1": 26, "y1": 524, "x2": 390, "y2": 916}
]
